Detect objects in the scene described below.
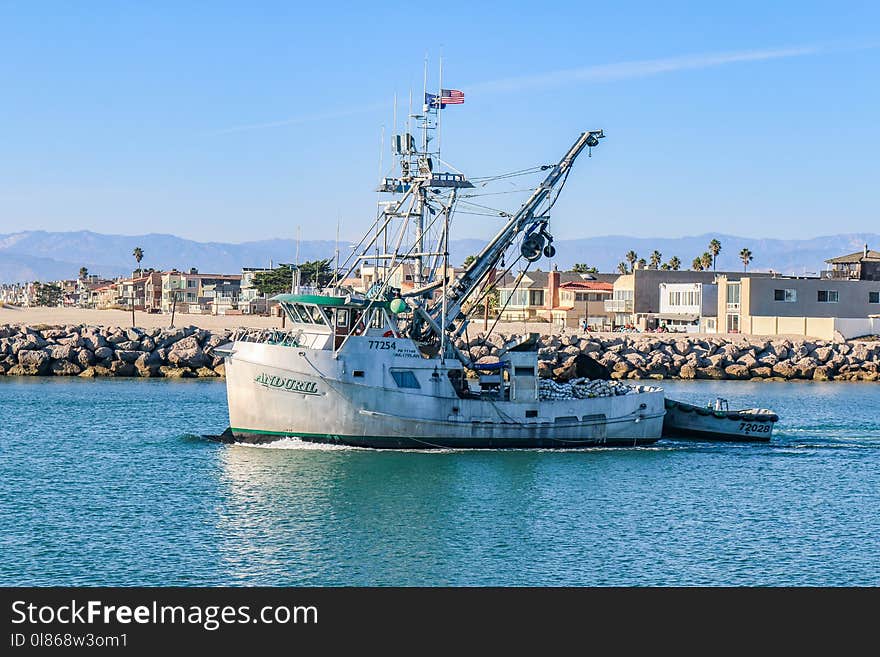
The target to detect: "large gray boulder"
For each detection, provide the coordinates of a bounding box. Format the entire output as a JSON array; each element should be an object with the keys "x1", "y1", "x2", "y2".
[
  {"x1": 155, "y1": 327, "x2": 187, "y2": 349},
  {"x1": 724, "y1": 364, "x2": 751, "y2": 380},
  {"x1": 115, "y1": 340, "x2": 140, "y2": 351},
  {"x1": 76, "y1": 348, "x2": 95, "y2": 368},
  {"x1": 167, "y1": 336, "x2": 209, "y2": 368},
  {"x1": 17, "y1": 349, "x2": 51, "y2": 375},
  {"x1": 106, "y1": 330, "x2": 127, "y2": 344},
  {"x1": 19, "y1": 334, "x2": 48, "y2": 351},
  {"x1": 115, "y1": 350, "x2": 142, "y2": 364},
  {"x1": 51, "y1": 360, "x2": 82, "y2": 376},
  {"x1": 94, "y1": 346, "x2": 114, "y2": 361},
  {"x1": 110, "y1": 361, "x2": 136, "y2": 376},
  {"x1": 49, "y1": 343, "x2": 76, "y2": 361},
  {"x1": 81, "y1": 333, "x2": 107, "y2": 351}
]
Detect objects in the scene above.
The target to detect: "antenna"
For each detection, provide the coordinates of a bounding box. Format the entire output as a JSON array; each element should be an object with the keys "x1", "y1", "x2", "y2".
[
  {"x1": 294, "y1": 226, "x2": 301, "y2": 293},
  {"x1": 335, "y1": 217, "x2": 341, "y2": 288},
  {"x1": 422, "y1": 53, "x2": 429, "y2": 153},
  {"x1": 437, "y1": 53, "x2": 442, "y2": 161}
]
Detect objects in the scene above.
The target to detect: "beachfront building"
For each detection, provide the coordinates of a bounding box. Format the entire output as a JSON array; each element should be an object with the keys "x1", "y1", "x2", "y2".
[
  {"x1": 551, "y1": 279, "x2": 614, "y2": 329},
  {"x1": 200, "y1": 278, "x2": 242, "y2": 315},
  {"x1": 822, "y1": 244, "x2": 880, "y2": 281},
  {"x1": 160, "y1": 270, "x2": 199, "y2": 313},
  {"x1": 658, "y1": 282, "x2": 718, "y2": 333},
  {"x1": 57, "y1": 280, "x2": 80, "y2": 306},
  {"x1": 92, "y1": 283, "x2": 119, "y2": 309},
  {"x1": 240, "y1": 267, "x2": 274, "y2": 314},
  {"x1": 360, "y1": 262, "x2": 421, "y2": 295},
  {"x1": 607, "y1": 269, "x2": 772, "y2": 331},
  {"x1": 0, "y1": 283, "x2": 36, "y2": 306},
  {"x1": 117, "y1": 275, "x2": 149, "y2": 311},
  {"x1": 75, "y1": 276, "x2": 115, "y2": 308},
  {"x1": 716, "y1": 275, "x2": 880, "y2": 340},
  {"x1": 141, "y1": 272, "x2": 163, "y2": 312},
  {"x1": 497, "y1": 269, "x2": 618, "y2": 327},
  {"x1": 159, "y1": 269, "x2": 242, "y2": 314}
]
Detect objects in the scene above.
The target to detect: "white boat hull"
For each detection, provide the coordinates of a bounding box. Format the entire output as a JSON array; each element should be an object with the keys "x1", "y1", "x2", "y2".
[{"x1": 223, "y1": 340, "x2": 665, "y2": 448}]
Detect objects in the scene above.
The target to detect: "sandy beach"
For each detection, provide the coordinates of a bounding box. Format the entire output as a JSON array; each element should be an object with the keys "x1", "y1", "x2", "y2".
[
  {"x1": 0, "y1": 306, "x2": 285, "y2": 330},
  {"x1": 1, "y1": 306, "x2": 838, "y2": 341}
]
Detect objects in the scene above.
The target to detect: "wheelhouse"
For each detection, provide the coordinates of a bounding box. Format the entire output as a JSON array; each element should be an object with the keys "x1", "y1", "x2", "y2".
[{"x1": 273, "y1": 293, "x2": 400, "y2": 351}]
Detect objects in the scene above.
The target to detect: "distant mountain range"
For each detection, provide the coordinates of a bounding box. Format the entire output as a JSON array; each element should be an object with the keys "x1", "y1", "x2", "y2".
[{"x1": 1, "y1": 229, "x2": 878, "y2": 283}]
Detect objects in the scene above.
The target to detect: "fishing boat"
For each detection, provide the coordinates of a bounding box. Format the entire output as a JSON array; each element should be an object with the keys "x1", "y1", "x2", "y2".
[
  {"x1": 662, "y1": 397, "x2": 779, "y2": 442},
  {"x1": 215, "y1": 76, "x2": 665, "y2": 448}
]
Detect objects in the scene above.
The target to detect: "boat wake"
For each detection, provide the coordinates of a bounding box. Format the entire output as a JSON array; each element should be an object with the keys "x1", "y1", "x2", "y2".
[
  {"x1": 233, "y1": 436, "x2": 375, "y2": 452},
  {"x1": 227, "y1": 436, "x2": 676, "y2": 454}
]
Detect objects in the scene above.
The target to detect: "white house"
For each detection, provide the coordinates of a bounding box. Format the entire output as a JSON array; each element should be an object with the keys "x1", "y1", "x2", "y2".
[{"x1": 658, "y1": 282, "x2": 718, "y2": 333}]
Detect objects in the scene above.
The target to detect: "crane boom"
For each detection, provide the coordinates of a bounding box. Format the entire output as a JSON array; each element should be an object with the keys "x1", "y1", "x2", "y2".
[{"x1": 431, "y1": 130, "x2": 603, "y2": 329}]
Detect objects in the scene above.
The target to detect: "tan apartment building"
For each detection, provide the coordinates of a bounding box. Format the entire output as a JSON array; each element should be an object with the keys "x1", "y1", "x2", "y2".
[
  {"x1": 607, "y1": 269, "x2": 771, "y2": 330},
  {"x1": 716, "y1": 275, "x2": 880, "y2": 339}
]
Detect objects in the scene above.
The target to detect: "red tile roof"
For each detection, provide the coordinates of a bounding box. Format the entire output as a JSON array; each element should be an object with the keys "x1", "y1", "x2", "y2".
[{"x1": 559, "y1": 280, "x2": 613, "y2": 291}]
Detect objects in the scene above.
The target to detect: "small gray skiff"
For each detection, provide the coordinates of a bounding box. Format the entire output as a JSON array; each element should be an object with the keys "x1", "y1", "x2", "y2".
[{"x1": 662, "y1": 397, "x2": 779, "y2": 442}]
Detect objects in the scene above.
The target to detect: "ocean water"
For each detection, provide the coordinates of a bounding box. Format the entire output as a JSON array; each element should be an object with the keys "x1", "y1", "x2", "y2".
[{"x1": 1, "y1": 377, "x2": 878, "y2": 586}]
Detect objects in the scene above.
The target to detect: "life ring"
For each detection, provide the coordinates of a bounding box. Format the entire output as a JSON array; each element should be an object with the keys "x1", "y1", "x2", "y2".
[{"x1": 383, "y1": 330, "x2": 397, "y2": 338}]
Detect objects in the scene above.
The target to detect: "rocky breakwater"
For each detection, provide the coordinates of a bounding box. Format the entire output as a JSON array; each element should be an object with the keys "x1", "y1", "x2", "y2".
[
  {"x1": 0, "y1": 324, "x2": 230, "y2": 378},
  {"x1": 458, "y1": 333, "x2": 880, "y2": 382}
]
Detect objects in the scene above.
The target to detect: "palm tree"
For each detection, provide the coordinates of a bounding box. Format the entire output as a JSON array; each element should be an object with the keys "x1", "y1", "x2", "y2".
[
  {"x1": 132, "y1": 247, "x2": 144, "y2": 274},
  {"x1": 572, "y1": 263, "x2": 598, "y2": 274},
  {"x1": 660, "y1": 263, "x2": 670, "y2": 270},
  {"x1": 692, "y1": 257, "x2": 704, "y2": 271},
  {"x1": 739, "y1": 248, "x2": 753, "y2": 271},
  {"x1": 130, "y1": 247, "x2": 144, "y2": 327},
  {"x1": 668, "y1": 256, "x2": 681, "y2": 271},
  {"x1": 709, "y1": 239, "x2": 722, "y2": 270},
  {"x1": 649, "y1": 250, "x2": 662, "y2": 269},
  {"x1": 637, "y1": 257, "x2": 647, "y2": 270},
  {"x1": 625, "y1": 250, "x2": 638, "y2": 271},
  {"x1": 78, "y1": 267, "x2": 89, "y2": 280},
  {"x1": 617, "y1": 262, "x2": 629, "y2": 275},
  {"x1": 700, "y1": 252, "x2": 713, "y2": 271}
]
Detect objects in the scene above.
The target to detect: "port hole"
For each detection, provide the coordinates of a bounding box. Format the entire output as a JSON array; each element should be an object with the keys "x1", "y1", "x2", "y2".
[
  {"x1": 525, "y1": 410, "x2": 538, "y2": 418},
  {"x1": 353, "y1": 370, "x2": 365, "y2": 378}
]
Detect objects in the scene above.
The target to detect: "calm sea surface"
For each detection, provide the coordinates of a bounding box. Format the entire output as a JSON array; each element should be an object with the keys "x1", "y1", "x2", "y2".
[{"x1": 1, "y1": 377, "x2": 878, "y2": 586}]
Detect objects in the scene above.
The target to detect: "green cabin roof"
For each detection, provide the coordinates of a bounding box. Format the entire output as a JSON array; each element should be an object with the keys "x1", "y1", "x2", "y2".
[{"x1": 273, "y1": 293, "x2": 391, "y2": 309}]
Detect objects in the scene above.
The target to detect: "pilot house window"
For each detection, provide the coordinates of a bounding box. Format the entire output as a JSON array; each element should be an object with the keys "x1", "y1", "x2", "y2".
[{"x1": 390, "y1": 370, "x2": 420, "y2": 389}]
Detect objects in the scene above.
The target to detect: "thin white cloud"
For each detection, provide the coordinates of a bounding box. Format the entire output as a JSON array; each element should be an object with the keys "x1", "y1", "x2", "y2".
[
  {"x1": 205, "y1": 102, "x2": 389, "y2": 136},
  {"x1": 469, "y1": 45, "x2": 824, "y2": 94},
  {"x1": 208, "y1": 42, "x2": 872, "y2": 134}
]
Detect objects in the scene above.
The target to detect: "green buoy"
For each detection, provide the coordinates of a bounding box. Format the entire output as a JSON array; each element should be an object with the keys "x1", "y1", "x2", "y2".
[{"x1": 389, "y1": 298, "x2": 408, "y2": 314}]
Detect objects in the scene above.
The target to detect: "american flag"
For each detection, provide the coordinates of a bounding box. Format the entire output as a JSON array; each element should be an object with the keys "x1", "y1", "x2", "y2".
[
  {"x1": 440, "y1": 89, "x2": 464, "y2": 104},
  {"x1": 425, "y1": 89, "x2": 465, "y2": 109}
]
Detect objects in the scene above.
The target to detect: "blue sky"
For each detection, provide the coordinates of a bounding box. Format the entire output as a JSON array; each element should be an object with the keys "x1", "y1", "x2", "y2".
[{"x1": 1, "y1": 1, "x2": 878, "y2": 243}]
